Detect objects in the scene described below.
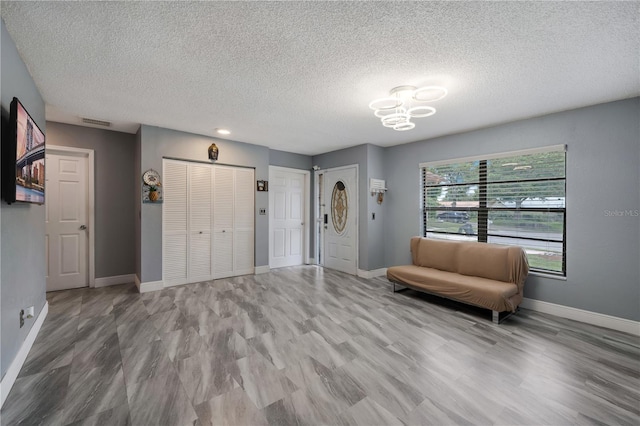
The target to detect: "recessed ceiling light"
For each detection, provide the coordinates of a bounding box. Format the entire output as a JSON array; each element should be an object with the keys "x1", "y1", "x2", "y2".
[{"x1": 215, "y1": 128, "x2": 231, "y2": 135}]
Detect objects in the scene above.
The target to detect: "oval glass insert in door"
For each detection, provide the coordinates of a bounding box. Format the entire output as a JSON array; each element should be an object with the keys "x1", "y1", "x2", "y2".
[{"x1": 331, "y1": 180, "x2": 348, "y2": 234}]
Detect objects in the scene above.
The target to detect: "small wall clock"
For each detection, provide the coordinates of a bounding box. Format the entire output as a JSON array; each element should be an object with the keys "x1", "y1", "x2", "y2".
[
  {"x1": 143, "y1": 169, "x2": 160, "y2": 186},
  {"x1": 142, "y1": 169, "x2": 163, "y2": 203}
]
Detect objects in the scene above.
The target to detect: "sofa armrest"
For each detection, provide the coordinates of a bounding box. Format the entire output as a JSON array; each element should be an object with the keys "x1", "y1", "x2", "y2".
[{"x1": 508, "y1": 246, "x2": 530, "y2": 295}]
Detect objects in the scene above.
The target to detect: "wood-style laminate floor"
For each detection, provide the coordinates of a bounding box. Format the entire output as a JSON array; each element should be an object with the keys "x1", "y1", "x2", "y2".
[{"x1": 1, "y1": 266, "x2": 638, "y2": 425}]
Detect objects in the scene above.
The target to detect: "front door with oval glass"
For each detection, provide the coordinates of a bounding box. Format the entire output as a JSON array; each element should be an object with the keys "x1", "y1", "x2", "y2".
[{"x1": 323, "y1": 166, "x2": 357, "y2": 275}]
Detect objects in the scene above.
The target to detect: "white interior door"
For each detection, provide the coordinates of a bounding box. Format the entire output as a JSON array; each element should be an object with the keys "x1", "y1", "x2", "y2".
[
  {"x1": 323, "y1": 166, "x2": 357, "y2": 275},
  {"x1": 46, "y1": 152, "x2": 88, "y2": 291},
  {"x1": 269, "y1": 167, "x2": 305, "y2": 268}
]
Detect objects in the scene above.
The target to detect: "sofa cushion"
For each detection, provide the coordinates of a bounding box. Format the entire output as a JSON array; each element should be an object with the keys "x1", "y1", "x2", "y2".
[
  {"x1": 387, "y1": 265, "x2": 519, "y2": 312},
  {"x1": 456, "y1": 242, "x2": 512, "y2": 282},
  {"x1": 412, "y1": 237, "x2": 459, "y2": 273}
]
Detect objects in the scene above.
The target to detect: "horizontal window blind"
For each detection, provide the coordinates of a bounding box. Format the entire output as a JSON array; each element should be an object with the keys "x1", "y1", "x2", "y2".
[{"x1": 422, "y1": 146, "x2": 566, "y2": 275}]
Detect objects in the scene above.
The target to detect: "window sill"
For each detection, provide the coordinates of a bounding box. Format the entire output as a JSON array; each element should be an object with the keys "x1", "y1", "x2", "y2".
[{"x1": 529, "y1": 270, "x2": 567, "y2": 281}]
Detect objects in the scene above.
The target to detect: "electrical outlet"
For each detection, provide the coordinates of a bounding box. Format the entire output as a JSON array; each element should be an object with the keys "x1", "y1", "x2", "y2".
[
  {"x1": 259, "y1": 208, "x2": 266, "y2": 215},
  {"x1": 19, "y1": 309, "x2": 25, "y2": 328}
]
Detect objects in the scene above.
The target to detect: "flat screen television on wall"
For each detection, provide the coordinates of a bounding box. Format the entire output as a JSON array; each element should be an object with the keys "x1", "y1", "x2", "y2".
[{"x1": 1, "y1": 97, "x2": 46, "y2": 205}]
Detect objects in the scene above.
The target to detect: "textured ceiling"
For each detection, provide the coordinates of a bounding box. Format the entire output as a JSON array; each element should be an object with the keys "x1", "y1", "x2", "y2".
[{"x1": 2, "y1": 1, "x2": 638, "y2": 155}]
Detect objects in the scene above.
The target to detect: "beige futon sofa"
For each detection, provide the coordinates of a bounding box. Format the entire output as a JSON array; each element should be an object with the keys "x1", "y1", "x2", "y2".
[{"x1": 387, "y1": 237, "x2": 529, "y2": 323}]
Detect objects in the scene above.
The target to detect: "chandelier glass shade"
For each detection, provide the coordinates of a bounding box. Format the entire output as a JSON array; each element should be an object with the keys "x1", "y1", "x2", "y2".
[{"x1": 369, "y1": 85, "x2": 447, "y2": 131}]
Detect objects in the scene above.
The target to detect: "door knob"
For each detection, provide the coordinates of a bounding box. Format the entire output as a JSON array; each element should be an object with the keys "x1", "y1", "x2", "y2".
[{"x1": 79, "y1": 225, "x2": 87, "y2": 230}]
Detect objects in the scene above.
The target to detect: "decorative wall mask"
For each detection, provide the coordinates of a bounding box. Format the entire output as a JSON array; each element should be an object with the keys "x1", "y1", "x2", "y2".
[
  {"x1": 208, "y1": 143, "x2": 219, "y2": 161},
  {"x1": 331, "y1": 180, "x2": 348, "y2": 234}
]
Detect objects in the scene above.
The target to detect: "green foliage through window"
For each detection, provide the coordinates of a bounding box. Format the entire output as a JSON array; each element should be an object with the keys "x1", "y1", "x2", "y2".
[{"x1": 421, "y1": 146, "x2": 566, "y2": 275}]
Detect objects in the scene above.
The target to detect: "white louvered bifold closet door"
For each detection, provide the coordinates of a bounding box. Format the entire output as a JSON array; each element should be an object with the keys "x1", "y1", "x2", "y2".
[
  {"x1": 164, "y1": 160, "x2": 255, "y2": 285},
  {"x1": 233, "y1": 168, "x2": 255, "y2": 275},
  {"x1": 213, "y1": 166, "x2": 235, "y2": 278},
  {"x1": 163, "y1": 161, "x2": 188, "y2": 285},
  {"x1": 188, "y1": 164, "x2": 213, "y2": 282}
]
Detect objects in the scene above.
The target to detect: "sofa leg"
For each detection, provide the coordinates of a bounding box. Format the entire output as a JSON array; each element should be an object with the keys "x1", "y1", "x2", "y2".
[
  {"x1": 390, "y1": 281, "x2": 408, "y2": 293},
  {"x1": 492, "y1": 308, "x2": 519, "y2": 324}
]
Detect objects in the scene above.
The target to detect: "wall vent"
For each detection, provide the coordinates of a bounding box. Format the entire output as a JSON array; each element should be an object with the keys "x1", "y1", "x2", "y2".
[{"x1": 81, "y1": 117, "x2": 111, "y2": 127}]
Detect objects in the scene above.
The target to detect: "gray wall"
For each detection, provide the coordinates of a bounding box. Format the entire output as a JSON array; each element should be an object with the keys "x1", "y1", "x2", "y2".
[
  {"x1": 312, "y1": 145, "x2": 371, "y2": 269},
  {"x1": 269, "y1": 149, "x2": 312, "y2": 171},
  {"x1": 1, "y1": 20, "x2": 47, "y2": 379},
  {"x1": 366, "y1": 144, "x2": 387, "y2": 270},
  {"x1": 385, "y1": 98, "x2": 640, "y2": 321},
  {"x1": 311, "y1": 143, "x2": 389, "y2": 271},
  {"x1": 45, "y1": 122, "x2": 136, "y2": 279},
  {"x1": 139, "y1": 125, "x2": 270, "y2": 283},
  {"x1": 135, "y1": 128, "x2": 142, "y2": 281}
]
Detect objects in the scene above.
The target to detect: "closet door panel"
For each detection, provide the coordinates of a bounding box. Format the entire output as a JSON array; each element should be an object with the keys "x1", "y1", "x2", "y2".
[
  {"x1": 190, "y1": 232, "x2": 212, "y2": 279},
  {"x1": 234, "y1": 168, "x2": 255, "y2": 229},
  {"x1": 189, "y1": 164, "x2": 213, "y2": 281},
  {"x1": 213, "y1": 167, "x2": 234, "y2": 229},
  {"x1": 234, "y1": 229, "x2": 254, "y2": 274},
  {"x1": 214, "y1": 166, "x2": 234, "y2": 278},
  {"x1": 163, "y1": 161, "x2": 188, "y2": 284},
  {"x1": 233, "y1": 168, "x2": 255, "y2": 274},
  {"x1": 164, "y1": 234, "x2": 188, "y2": 283},
  {"x1": 213, "y1": 230, "x2": 234, "y2": 278}
]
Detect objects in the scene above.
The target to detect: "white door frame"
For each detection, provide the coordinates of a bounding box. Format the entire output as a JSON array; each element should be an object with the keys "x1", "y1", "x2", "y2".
[
  {"x1": 269, "y1": 166, "x2": 311, "y2": 266},
  {"x1": 314, "y1": 164, "x2": 358, "y2": 271},
  {"x1": 46, "y1": 145, "x2": 95, "y2": 288}
]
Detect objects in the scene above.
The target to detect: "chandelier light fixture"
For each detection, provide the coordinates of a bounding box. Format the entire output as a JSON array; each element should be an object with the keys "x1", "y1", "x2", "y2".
[{"x1": 368, "y1": 85, "x2": 447, "y2": 131}]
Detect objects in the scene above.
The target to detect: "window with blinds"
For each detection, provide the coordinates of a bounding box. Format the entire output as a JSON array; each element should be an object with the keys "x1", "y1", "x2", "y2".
[{"x1": 421, "y1": 145, "x2": 566, "y2": 275}]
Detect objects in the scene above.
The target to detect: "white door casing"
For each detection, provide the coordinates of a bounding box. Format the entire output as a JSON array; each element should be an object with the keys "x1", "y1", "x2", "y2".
[
  {"x1": 46, "y1": 151, "x2": 89, "y2": 291},
  {"x1": 322, "y1": 165, "x2": 357, "y2": 275},
  {"x1": 269, "y1": 167, "x2": 307, "y2": 268}
]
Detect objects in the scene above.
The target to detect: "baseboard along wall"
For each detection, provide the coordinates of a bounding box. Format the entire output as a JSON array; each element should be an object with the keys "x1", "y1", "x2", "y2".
[
  {"x1": 0, "y1": 302, "x2": 48, "y2": 409},
  {"x1": 94, "y1": 274, "x2": 136, "y2": 288},
  {"x1": 521, "y1": 298, "x2": 640, "y2": 336},
  {"x1": 254, "y1": 265, "x2": 270, "y2": 274},
  {"x1": 357, "y1": 268, "x2": 387, "y2": 279}
]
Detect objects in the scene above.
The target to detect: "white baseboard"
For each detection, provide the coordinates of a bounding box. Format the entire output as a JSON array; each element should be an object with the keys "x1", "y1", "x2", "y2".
[
  {"x1": 1, "y1": 301, "x2": 48, "y2": 409},
  {"x1": 94, "y1": 274, "x2": 136, "y2": 288},
  {"x1": 521, "y1": 298, "x2": 640, "y2": 336},
  {"x1": 357, "y1": 268, "x2": 388, "y2": 279},
  {"x1": 307, "y1": 258, "x2": 316, "y2": 265},
  {"x1": 254, "y1": 265, "x2": 270, "y2": 274},
  {"x1": 137, "y1": 280, "x2": 164, "y2": 293}
]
